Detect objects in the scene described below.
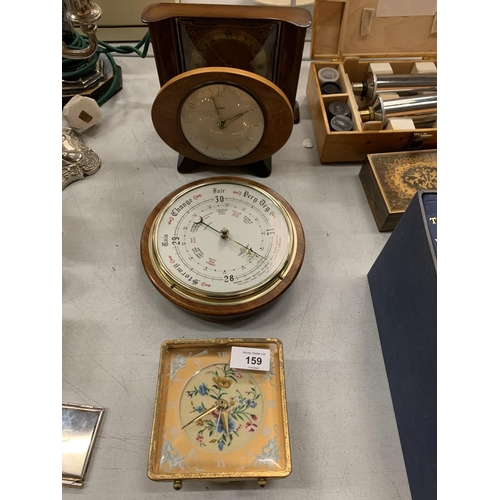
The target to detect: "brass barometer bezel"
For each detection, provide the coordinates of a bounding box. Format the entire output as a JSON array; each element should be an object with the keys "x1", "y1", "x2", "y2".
[{"x1": 140, "y1": 177, "x2": 305, "y2": 318}]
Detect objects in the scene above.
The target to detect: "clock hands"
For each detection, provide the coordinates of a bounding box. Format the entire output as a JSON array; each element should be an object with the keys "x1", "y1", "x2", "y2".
[
  {"x1": 182, "y1": 399, "x2": 231, "y2": 435},
  {"x1": 181, "y1": 402, "x2": 221, "y2": 430},
  {"x1": 209, "y1": 90, "x2": 224, "y2": 130},
  {"x1": 219, "y1": 399, "x2": 230, "y2": 435},
  {"x1": 208, "y1": 90, "x2": 250, "y2": 130},
  {"x1": 220, "y1": 110, "x2": 250, "y2": 129},
  {"x1": 194, "y1": 216, "x2": 268, "y2": 260}
]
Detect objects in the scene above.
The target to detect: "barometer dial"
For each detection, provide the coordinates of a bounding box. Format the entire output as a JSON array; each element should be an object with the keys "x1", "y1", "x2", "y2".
[{"x1": 141, "y1": 177, "x2": 305, "y2": 318}]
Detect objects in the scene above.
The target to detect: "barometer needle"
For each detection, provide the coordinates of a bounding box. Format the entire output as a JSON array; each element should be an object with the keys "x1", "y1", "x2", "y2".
[{"x1": 193, "y1": 216, "x2": 268, "y2": 260}]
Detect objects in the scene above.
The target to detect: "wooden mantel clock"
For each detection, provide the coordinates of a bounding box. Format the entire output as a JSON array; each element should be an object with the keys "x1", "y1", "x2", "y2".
[
  {"x1": 141, "y1": 3, "x2": 312, "y2": 124},
  {"x1": 151, "y1": 67, "x2": 294, "y2": 177}
]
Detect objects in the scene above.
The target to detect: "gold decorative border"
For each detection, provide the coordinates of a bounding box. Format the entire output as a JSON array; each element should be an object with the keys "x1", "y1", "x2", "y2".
[{"x1": 147, "y1": 338, "x2": 291, "y2": 483}]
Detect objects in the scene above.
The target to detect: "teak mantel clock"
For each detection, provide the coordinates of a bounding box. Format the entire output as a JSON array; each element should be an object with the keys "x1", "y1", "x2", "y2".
[
  {"x1": 151, "y1": 67, "x2": 294, "y2": 177},
  {"x1": 141, "y1": 3, "x2": 312, "y2": 124},
  {"x1": 147, "y1": 338, "x2": 291, "y2": 490},
  {"x1": 140, "y1": 176, "x2": 305, "y2": 319}
]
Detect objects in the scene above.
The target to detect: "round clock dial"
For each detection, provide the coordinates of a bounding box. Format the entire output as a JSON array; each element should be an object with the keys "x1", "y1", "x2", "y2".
[
  {"x1": 179, "y1": 82, "x2": 265, "y2": 161},
  {"x1": 141, "y1": 177, "x2": 305, "y2": 318},
  {"x1": 179, "y1": 363, "x2": 264, "y2": 453},
  {"x1": 151, "y1": 67, "x2": 294, "y2": 168}
]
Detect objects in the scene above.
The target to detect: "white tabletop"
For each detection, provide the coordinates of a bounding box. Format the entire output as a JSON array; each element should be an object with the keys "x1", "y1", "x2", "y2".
[{"x1": 61, "y1": 51, "x2": 410, "y2": 499}]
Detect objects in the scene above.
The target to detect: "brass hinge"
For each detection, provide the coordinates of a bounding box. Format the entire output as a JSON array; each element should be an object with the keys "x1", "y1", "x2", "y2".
[{"x1": 407, "y1": 132, "x2": 433, "y2": 150}]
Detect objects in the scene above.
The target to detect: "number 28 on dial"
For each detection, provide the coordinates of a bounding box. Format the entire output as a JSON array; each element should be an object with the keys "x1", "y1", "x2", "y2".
[{"x1": 147, "y1": 338, "x2": 291, "y2": 490}]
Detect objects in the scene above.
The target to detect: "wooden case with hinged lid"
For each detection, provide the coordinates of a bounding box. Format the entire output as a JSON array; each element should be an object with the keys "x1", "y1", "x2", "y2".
[{"x1": 306, "y1": 0, "x2": 437, "y2": 163}]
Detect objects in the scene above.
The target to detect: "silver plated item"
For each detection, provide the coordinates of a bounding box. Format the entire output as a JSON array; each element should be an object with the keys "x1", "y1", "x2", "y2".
[
  {"x1": 62, "y1": 58, "x2": 105, "y2": 93},
  {"x1": 62, "y1": 127, "x2": 101, "y2": 190},
  {"x1": 62, "y1": 403, "x2": 105, "y2": 488}
]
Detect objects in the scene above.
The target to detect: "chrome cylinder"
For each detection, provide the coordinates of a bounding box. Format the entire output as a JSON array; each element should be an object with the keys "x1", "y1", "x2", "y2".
[
  {"x1": 354, "y1": 72, "x2": 438, "y2": 102},
  {"x1": 360, "y1": 93, "x2": 437, "y2": 125}
]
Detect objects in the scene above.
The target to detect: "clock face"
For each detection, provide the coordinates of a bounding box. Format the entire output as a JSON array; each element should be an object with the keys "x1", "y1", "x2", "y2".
[
  {"x1": 151, "y1": 68, "x2": 295, "y2": 169},
  {"x1": 179, "y1": 83, "x2": 265, "y2": 161},
  {"x1": 179, "y1": 364, "x2": 264, "y2": 453},
  {"x1": 176, "y1": 19, "x2": 280, "y2": 82},
  {"x1": 147, "y1": 339, "x2": 291, "y2": 486}
]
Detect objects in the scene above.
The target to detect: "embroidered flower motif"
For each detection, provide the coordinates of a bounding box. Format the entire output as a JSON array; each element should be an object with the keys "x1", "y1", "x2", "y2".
[
  {"x1": 246, "y1": 422, "x2": 258, "y2": 432},
  {"x1": 212, "y1": 376, "x2": 233, "y2": 389},
  {"x1": 216, "y1": 415, "x2": 236, "y2": 434},
  {"x1": 186, "y1": 364, "x2": 262, "y2": 451}
]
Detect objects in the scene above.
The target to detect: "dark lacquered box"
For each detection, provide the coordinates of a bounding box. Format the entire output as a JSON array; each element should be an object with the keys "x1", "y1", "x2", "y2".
[
  {"x1": 359, "y1": 149, "x2": 437, "y2": 231},
  {"x1": 368, "y1": 191, "x2": 437, "y2": 500}
]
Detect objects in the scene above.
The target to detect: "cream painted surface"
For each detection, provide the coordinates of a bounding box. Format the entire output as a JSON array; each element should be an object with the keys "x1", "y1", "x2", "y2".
[
  {"x1": 93, "y1": 0, "x2": 310, "y2": 41},
  {"x1": 95, "y1": 0, "x2": 178, "y2": 41}
]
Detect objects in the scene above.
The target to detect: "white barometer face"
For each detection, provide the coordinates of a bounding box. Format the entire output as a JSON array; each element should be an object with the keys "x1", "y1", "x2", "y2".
[
  {"x1": 150, "y1": 180, "x2": 292, "y2": 299},
  {"x1": 179, "y1": 83, "x2": 265, "y2": 161},
  {"x1": 142, "y1": 177, "x2": 305, "y2": 318}
]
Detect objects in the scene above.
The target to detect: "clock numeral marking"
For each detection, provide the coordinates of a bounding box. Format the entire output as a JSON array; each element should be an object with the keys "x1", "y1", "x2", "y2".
[
  {"x1": 193, "y1": 358, "x2": 202, "y2": 366},
  {"x1": 194, "y1": 349, "x2": 209, "y2": 357},
  {"x1": 217, "y1": 458, "x2": 226, "y2": 468},
  {"x1": 261, "y1": 425, "x2": 272, "y2": 437},
  {"x1": 166, "y1": 402, "x2": 176, "y2": 410},
  {"x1": 188, "y1": 448, "x2": 198, "y2": 460},
  {"x1": 217, "y1": 351, "x2": 228, "y2": 359},
  {"x1": 267, "y1": 400, "x2": 277, "y2": 408},
  {"x1": 246, "y1": 449, "x2": 254, "y2": 458},
  {"x1": 169, "y1": 426, "x2": 180, "y2": 440},
  {"x1": 188, "y1": 102, "x2": 197, "y2": 109}
]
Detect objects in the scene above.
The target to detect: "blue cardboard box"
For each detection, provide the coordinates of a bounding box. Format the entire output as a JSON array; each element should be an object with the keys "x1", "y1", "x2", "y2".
[{"x1": 368, "y1": 190, "x2": 437, "y2": 500}]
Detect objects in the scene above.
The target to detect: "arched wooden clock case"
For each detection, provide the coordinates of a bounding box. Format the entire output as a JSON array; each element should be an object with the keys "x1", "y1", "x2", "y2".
[{"x1": 141, "y1": 3, "x2": 312, "y2": 124}]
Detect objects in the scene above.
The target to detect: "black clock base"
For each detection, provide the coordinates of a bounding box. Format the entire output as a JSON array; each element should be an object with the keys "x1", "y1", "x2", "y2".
[{"x1": 177, "y1": 155, "x2": 272, "y2": 178}]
